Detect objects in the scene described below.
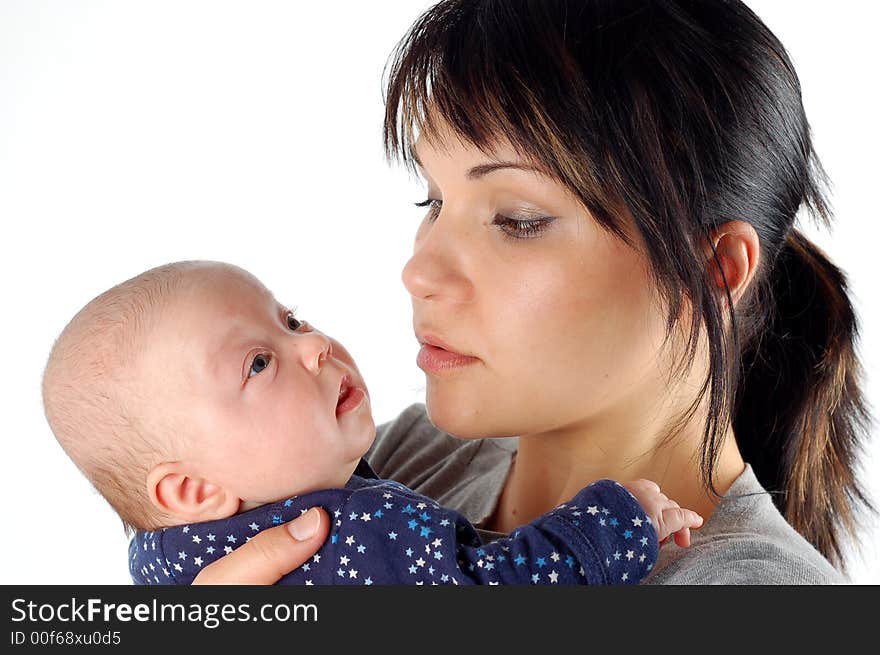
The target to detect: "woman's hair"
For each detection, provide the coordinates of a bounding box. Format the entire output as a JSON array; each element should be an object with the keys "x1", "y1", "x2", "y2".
[{"x1": 382, "y1": 0, "x2": 873, "y2": 568}]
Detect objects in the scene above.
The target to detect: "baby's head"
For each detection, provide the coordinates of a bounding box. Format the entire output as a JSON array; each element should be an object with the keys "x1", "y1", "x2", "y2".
[{"x1": 42, "y1": 261, "x2": 375, "y2": 533}]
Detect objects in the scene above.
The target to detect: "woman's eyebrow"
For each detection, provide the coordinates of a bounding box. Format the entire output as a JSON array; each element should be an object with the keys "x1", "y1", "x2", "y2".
[
  {"x1": 464, "y1": 162, "x2": 546, "y2": 180},
  {"x1": 410, "y1": 147, "x2": 546, "y2": 180}
]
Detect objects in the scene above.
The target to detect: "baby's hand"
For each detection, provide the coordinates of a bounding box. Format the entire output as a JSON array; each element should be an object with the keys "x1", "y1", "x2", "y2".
[{"x1": 621, "y1": 479, "x2": 703, "y2": 548}]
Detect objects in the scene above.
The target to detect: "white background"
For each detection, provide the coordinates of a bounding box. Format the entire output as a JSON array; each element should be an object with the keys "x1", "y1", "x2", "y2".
[{"x1": 1, "y1": 1, "x2": 877, "y2": 584}]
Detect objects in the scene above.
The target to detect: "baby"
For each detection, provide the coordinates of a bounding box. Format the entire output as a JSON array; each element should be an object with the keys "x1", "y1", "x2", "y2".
[{"x1": 42, "y1": 261, "x2": 703, "y2": 585}]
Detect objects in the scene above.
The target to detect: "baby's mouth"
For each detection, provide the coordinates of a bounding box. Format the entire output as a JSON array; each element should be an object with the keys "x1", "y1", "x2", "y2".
[
  {"x1": 335, "y1": 373, "x2": 366, "y2": 418},
  {"x1": 336, "y1": 374, "x2": 353, "y2": 409}
]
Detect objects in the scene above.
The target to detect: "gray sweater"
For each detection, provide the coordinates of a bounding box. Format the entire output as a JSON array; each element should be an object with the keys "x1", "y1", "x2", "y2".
[{"x1": 366, "y1": 404, "x2": 845, "y2": 585}]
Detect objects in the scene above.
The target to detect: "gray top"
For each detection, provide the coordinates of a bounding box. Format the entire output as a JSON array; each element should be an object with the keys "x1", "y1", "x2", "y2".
[{"x1": 366, "y1": 403, "x2": 846, "y2": 585}]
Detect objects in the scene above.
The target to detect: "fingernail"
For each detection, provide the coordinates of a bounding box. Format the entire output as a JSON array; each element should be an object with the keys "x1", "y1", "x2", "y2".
[{"x1": 288, "y1": 508, "x2": 320, "y2": 541}]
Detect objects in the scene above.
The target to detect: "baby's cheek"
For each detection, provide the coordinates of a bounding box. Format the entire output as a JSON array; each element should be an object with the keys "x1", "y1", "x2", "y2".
[{"x1": 329, "y1": 339, "x2": 364, "y2": 381}]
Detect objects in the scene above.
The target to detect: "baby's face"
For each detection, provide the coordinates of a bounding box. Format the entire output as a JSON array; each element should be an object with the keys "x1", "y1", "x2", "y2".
[{"x1": 146, "y1": 265, "x2": 375, "y2": 505}]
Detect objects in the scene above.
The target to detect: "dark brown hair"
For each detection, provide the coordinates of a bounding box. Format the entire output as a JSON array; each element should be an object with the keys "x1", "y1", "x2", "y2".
[{"x1": 383, "y1": 0, "x2": 873, "y2": 568}]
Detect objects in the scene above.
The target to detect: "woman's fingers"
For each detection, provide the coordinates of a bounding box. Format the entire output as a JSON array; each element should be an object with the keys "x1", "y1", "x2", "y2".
[{"x1": 193, "y1": 507, "x2": 330, "y2": 585}]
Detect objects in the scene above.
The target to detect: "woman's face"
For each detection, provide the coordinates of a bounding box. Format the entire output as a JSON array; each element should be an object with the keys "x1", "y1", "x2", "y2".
[{"x1": 403, "y1": 121, "x2": 675, "y2": 440}]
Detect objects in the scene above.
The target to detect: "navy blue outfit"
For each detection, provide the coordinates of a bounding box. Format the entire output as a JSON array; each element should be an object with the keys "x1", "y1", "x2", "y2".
[{"x1": 130, "y1": 460, "x2": 659, "y2": 585}]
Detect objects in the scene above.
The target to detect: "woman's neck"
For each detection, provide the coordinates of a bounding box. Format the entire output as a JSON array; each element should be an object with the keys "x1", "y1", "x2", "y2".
[{"x1": 485, "y1": 402, "x2": 745, "y2": 534}]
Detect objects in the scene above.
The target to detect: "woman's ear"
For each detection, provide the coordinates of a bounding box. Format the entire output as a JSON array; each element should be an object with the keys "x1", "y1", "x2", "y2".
[
  {"x1": 146, "y1": 462, "x2": 240, "y2": 523},
  {"x1": 704, "y1": 220, "x2": 761, "y2": 307}
]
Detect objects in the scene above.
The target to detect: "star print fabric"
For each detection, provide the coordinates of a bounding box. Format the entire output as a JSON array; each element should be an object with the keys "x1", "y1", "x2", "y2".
[{"x1": 130, "y1": 474, "x2": 658, "y2": 586}]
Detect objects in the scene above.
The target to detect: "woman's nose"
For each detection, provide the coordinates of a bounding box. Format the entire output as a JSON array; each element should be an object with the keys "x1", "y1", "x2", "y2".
[
  {"x1": 298, "y1": 331, "x2": 333, "y2": 375},
  {"x1": 401, "y1": 215, "x2": 474, "y2": 303}
]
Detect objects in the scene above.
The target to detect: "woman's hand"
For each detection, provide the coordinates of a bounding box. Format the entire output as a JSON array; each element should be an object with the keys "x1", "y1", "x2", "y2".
[{"x1": 192, "y1": 507, "x2": 330, "y2": 584}]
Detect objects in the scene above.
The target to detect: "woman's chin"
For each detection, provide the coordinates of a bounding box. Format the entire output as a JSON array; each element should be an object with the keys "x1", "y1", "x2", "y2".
[{"x1": 424, "y1": 388, "x2": 496, "y2": 439}]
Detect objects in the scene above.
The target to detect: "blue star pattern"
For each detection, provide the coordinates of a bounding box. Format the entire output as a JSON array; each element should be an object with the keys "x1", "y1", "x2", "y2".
[{"x1": 130, "y1": 473, "x2": 658, "y2": 586}]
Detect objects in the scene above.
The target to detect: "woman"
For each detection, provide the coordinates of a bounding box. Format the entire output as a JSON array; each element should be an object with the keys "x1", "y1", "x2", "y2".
[{"x1": 194, "y1": 0, "x2": 872, "y2": 584}]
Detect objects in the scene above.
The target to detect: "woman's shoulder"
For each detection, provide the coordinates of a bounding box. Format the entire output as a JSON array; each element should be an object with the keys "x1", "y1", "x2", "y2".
[
  {"x1": 365, "y1": 403, "x2": 516, "y2": 524},
  {"x1": 646, "y1": 464, "x2": 846, "y2": 585},
  {"x1": 648, "y1": 535, "x2": 844, "y2": 585}
]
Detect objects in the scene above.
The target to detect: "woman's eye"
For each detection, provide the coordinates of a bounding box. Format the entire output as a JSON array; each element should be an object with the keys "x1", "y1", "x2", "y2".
[
  {"x1": 492, "y1": 215, "x2": 554, "y2": 240},
  {"x1": 248, "y1": 353, "x2": 272, "y2": 378},
  {"x1": 415, "y1": 198, "x2": 553, "y2": 239},
  {"x1": 414, "y1": 198, "x2": 441, "y2": 222}
]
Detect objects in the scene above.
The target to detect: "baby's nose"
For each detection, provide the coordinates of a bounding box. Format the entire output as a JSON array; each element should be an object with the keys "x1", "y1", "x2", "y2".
[{"x1": 300, "y1": 332, "x2": 333, "y2": 374}]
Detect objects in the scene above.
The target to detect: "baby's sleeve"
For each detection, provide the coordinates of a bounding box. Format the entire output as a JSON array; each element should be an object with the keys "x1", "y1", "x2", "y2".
[{"x1": 455, "y1": 480, "x2": 659, "y2": 585}]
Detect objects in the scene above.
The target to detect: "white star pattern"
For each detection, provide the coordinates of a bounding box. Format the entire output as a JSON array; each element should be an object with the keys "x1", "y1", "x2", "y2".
[{"x1": 129, "y1": 474, "x2": 654, "y2": 587}]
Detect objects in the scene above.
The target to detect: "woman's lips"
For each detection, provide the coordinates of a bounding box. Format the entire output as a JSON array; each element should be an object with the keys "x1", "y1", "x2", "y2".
[{"x1": 417, "y1": 343, "x2": 480, "y2": 375}]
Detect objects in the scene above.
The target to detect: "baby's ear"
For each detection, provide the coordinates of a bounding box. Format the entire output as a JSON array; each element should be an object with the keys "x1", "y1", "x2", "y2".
[{"x1": 146, "y1": 462, "x2": 240, "y2": 523}]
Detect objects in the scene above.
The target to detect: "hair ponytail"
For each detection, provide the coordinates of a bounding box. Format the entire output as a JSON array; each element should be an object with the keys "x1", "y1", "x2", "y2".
[{"x1": 734, "y1": 228, "x2": 873, "y2": 566}]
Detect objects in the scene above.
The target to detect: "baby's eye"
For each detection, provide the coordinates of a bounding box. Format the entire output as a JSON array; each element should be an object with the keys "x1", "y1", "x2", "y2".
[
  {"x1": 287, "y1": 311, "x2": 304, "y2": 331},
  {"x1": 248, "y1": 353, "x2": 272, "y2": 378}
]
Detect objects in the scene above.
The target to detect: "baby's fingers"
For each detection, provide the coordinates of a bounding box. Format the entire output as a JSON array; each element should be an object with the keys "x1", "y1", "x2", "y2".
[
  {"x1": 657, "y1": 506, "x2": 703, "y2": 544},
  {"x1": 673, "y1": 527, "x2": 691, "y2": 548}
]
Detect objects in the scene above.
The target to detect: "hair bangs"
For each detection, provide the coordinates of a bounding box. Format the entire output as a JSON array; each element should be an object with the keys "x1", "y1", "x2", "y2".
[{"x1": 382, "y1": 0, "x2": 627, "y2": 242}]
